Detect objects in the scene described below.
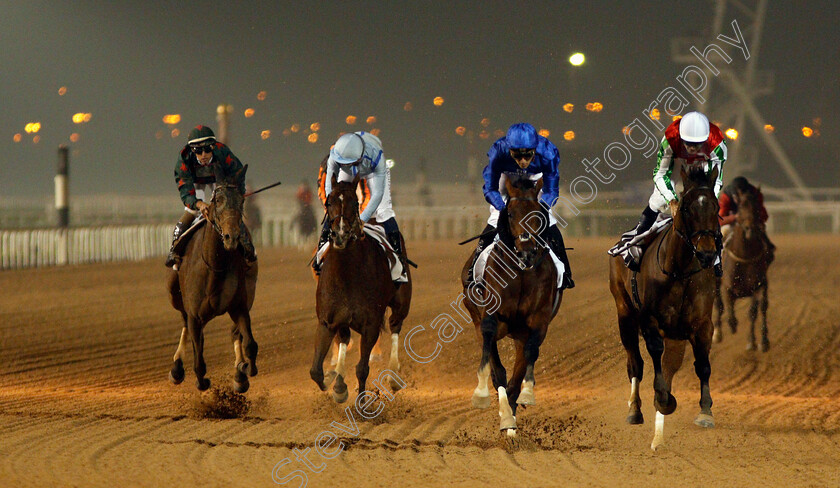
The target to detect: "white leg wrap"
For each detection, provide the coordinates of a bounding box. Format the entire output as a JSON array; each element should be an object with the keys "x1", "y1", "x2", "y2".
[{"x1": 651, "y1": 411, "x2": 665, "y2": 451}]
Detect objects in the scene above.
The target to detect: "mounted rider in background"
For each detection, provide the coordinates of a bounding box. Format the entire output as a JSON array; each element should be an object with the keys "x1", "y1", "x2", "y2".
[
  {"x1": 609, "y1": 111, "x2": 726, "y2": 275},
  {"x1": 467, "y1": 122, "x2": 574, "y2": 289},
  {"x1": 165, "y1": 125, "x2": 256, "y2": 268},
  {"x1": 719, "y1": 175, "x2": 775, "y2": 262}
]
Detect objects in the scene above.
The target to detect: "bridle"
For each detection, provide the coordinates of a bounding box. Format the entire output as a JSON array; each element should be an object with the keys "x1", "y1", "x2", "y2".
[
  {"x1": 658, "y1": 185, "x2": 722, "y2": 279},
  {"x1": 505, "y1": 193, "x2": 549, "y2": 269},
  {"x1": 325, "y1": 190, "x2": 363, "y2": 244},
  {"x1": 202, "y1": 182, "x2": 243, "y2": 273}
]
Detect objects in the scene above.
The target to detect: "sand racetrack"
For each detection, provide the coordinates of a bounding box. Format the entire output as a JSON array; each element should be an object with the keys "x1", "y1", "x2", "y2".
[{"x1": 1, "y1": 235, "x2": 838, "y2": 487}]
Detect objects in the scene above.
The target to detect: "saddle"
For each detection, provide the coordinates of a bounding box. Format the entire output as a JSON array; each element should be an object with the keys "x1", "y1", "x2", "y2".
[
  {"x1": 315, "y1": 223, "x2": 408, "y2": 283},
  {"x1": 608, "y1": 214, "x2": 673, "y2": 270},
  {"x1": 473, "y1": 240, "x2": 566, "y2": 289},
  {"x1": 172, "y1": 217, "x2": 207, "y2": 257}
]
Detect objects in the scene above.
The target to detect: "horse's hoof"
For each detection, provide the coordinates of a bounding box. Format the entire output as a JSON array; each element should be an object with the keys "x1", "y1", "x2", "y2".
[
  {"x1": 169, "y1": 361, "x2": 185, "y2": 385},
  {"x1": 324, "y1": 371, "x2": 338, "y2": 388},
  {"x1": 746, "y1": 341, "x2": 756, "y2": 351},
  {"x1": 233, "y1": 379, "x2": 250, "y2": 394},
  {"x1": 760, "y1": 339, "x2": 770, "y2": 352},
  {"x1": 516, "y1": 390, "x2": 536, "y2": 406},
  {"x1": 248, "y1": 362, "x2": 258, "y2": 377},
  {"x1": 196, "y1": 378, "x2": 211, "y2": 391},
  {"x1": 655, "y1": 393, "x2": 677, "y2": 415},
  {"x1": 694, "y1": 413, "x2": 715, "y2": 428},
  {"x1": 472, "y1": 394, "x2": 491, "y2": 409},
  {"x1": 504, "y1": 428, "x2": 517, "y2": 438},
  {"x1": 333, "y1": 389, "x2": 349, "y2": 404},
  {"x1": 499, "y1": 415, "x2": 516, "y2": 431},
  {"x1": 238, "y1": 361, "x2": 258, "y2": 377},
  {"x1": 626, "y1": 411, "x2": 644, "y2": 425}
]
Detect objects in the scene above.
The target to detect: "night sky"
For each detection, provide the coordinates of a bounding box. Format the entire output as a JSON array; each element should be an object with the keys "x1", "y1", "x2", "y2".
[{"x1": 2, "y1": 1, "x2": 838, "y2": 199}]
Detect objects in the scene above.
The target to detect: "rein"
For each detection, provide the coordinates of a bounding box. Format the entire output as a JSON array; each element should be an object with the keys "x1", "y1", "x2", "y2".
[
  {"x1": 201, "y1": 183, "x2": 244, "y2": 274},
  {"x1": 656, "y1": 185, "x2": 721, "y2": 280}
]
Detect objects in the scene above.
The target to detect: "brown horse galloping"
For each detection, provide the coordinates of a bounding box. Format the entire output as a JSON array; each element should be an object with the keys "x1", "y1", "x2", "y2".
[
  {"x1": 461, "y1": 176, "x2": 562, "y2": 436},
  {"x1": 609, "y1": 165, "x2": 721, "y2": 450},
  {"x1": 714, "y1": 187, "x2": 772, "y2": 350},
  {"x1": 167, "y1": 165, "x2": 258, "y2": 393},
  {"x1": 310, "y1": 173, "x2": 411, "y2": 403}
]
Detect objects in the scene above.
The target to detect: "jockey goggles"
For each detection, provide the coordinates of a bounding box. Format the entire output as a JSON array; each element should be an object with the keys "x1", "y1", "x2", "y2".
[
  {"x1": 510, "y1": 148, "x2": 535, "y2": 161},
  {"x1": 190, "y1": 144, "x2": 214, "y2": 154}
]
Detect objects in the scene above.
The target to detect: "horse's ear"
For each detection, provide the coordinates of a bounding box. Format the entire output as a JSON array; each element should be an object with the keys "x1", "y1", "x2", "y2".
[
  {"x1": 535, "y1": 178, "x2": 543, "y2": 194},
  {"x1": 330, "y1": 171, "x2": 338, "y2": 189},
  {"x1": 708, "y1": 165, "x2": 719, "y2": 186},
  {"x1": 352, "y1": 173, "x2": 361, "y2": 186},
  {"x1": 236, "y1": 164, "x2": 248, "y2": 182},
  {"x1": 504, "y1": 177, "x2": 515, "y2": 196},
  {"x1": 680, "y1": 165, "x2": 690, "y2": 188},
  {"x1": 213, "y1": 164, "x2": 225, "y2": 183}
]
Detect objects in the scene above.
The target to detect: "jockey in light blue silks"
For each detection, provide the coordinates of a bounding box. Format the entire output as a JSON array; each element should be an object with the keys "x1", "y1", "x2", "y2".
[
  {"x1": 312, "y1": 131, "x2": 405, "y2": 276},
  {"x1": 467, "y1": 122, "x2": 575, "y2": 289}
]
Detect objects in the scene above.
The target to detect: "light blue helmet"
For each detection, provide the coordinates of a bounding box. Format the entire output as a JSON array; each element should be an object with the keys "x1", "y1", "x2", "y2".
[
  {"x1": 506, "y1": 123, "x2": 538, "y2": 150},
  {"x1": 331, "y1": 133, "x2": 366, "y2": 165}
]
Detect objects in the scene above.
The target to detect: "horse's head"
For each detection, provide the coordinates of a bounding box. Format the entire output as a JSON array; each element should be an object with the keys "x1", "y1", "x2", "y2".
[
  {"x1": 209, "y1": 164, "x2": 247, "y2": 252},
  {"x1": 503, "y1": 175, "x2": 546, "y2": 268},
  {"x1": 325, "y1": 172, "x2": 363, "y2": 249},
  {"x1": 735, "y1": 186, "x2": 760, "y2": 240},
  {"x1": 675, "y1": 165, "x2": 721, "y2": 268}
]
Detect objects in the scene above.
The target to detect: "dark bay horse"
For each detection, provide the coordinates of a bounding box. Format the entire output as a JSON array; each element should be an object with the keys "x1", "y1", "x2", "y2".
[
  {"x1": 714, "y1": 187, "x2": 772, "y2": 351},
  {"x1": 310, "y1": 173, "x2": 411, "y2": 403},
  {"x1": 167, "y1": 165, "x2": 258, "y2": 393},
  {"x1": 461, "y1": 176, "x2": 561, "y2": 436},
  {"x1": 609, "y1": 165, "x2": 721, "y2": 450}
]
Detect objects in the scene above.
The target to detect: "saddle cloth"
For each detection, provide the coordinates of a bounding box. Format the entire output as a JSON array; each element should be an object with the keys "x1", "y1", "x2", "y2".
[
  {"x1": 607, "y1": 214, "x2": 673, "y2": 267},
  {"x1": 474, "y1": 240, "x2": 565, "y2": 289},
  {"x1": 172, "y1": 215, "x2": 208, "y2": 256},
  {"x1": 316, "y1": 223, "x2": 408, "y2": 283}
]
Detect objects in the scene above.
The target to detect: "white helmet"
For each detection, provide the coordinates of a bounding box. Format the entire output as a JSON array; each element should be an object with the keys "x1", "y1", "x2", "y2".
[
  {"x1": 331, "y1": 133, "x2": 365, "y2": 165},
  {"x1": 679, "y1": 111, "x2": 710, "y2": 143}
]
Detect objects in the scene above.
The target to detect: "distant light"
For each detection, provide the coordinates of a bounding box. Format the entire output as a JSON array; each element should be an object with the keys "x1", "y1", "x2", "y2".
[
  {"x1": 58, "y1": 86, "x2": 67, "y2": 96},
  {"x1": 307, "y1": 133, "x2": 318, "y2": 143},
  {"x1": 257, "y1": 91, "x2": 267, "y2": 101},
  {"x1": 291, "y1": 123, "x2": 301, "y2": 133},
  {"x1": 563, "y1": 103, "x2": 574, "y2": 113},
  {"x1": 672, "y1": 115, "x2": 681, "y2": 121},
  {"x1": 538, "y1": 129, "x2": 550, "y2": 138},
  {"x1": 403, "y1": 102, "x2": 413, "y2": 111},
  {"x1": 69, "y1": 133, "x2": 80, "y2": 143},
  {"x1": 649, "y1": 108, "x2": 661, "y2": 121},
  {"x1": 162, "y1": 114, "x2": 181, "y2": 125},
  {"x1": 455, "y1": 126, "x2": 466, "y2": 136},
  {"x1": 385, "y1": 159, "x2": 395, "y2": 169},
  {"x1": 478, "y1": 130, "x2": 489, "y2": 140},
  {"x1": 370, "y1": 128, "x2": 381, "y2": 136},
  {"x1": 813, "y1": 117, "x2": 822, "y2": 126},
  {"x1": 345, "y1": 115, "x2": 357, "y2": 125},
  {"x1": 433, "y1": 96, "x2": 444, "y2": 106},
  {"x1": 585, "y1": 102, "x2": 603, "y2": 112},
  {"x1": 13, "y1": 133, "x2": 22, "y2": 143},
  {"x1": 493, "y1": 129, "x2": 505, "y2": 138},
  {"x1": 83, "y1": 113, "x2": 92, "y2": 123},
  {"x1": 622, "y1": 126, "x2": 631, "y2": 135},
  {"x1": 25, "y1": 122, "x2": 41, "y2": 133},
  {"x1": 310, "y1": 122, "x2": 321, "y2": 132},
  {"x1": 569, "y1": 52, "x2": 585, "y2": 66},
  {"x1": 802, "y1": 126, "x2": 814, "y2": 138},
  {"x1": 33, "y1": 135, "x2": 40, "y2": 144},
  {"x1": 244, "y1": 108, "x2": 255, "y2": 118},
  {"x1": 564, "y1": 131, "x2": 575, "y2": 141},
  {"x1": 725, "y1": 128, "x2": 739, "y2": 140},
  {"x1": 366, "y1": 116, "x2": 377, "y2": 124},
  {"x1": 480, "y1": 118, "x2": 490, "y2": 127},
  {"x1": 282, "y1": 129, "x2": 291, "y2": 136},
  {"x1": 261, "y1": 130, "x2": 271, "y2": 140},
  {"x1": 764, "y1": 124, "x2": 775, "y2": 133},
  {"x1": 171, "y1": 129, "x2": 180, "y2": 138},
  {"x1": 155, "y1": 131, "x2": 164, "y2": 140}
]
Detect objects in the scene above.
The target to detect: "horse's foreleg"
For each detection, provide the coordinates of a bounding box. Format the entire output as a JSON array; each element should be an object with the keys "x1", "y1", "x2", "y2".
[
  {"x1": 230, "y1": 308, "x2": 258, "y2": 377},
  {"x1": 356, "y1": 325, "x2": 379, "y2": 396},
  {"x1": 642, "y1": 325, "x2": 676, "y2": 416},
  {"x1": 724, "y1": 289, "x2": 738, "y2": 335},
  {"x1": 169, "y1": 323, "x2": 188, "y2": 385},
  {"x1": 690, "y1": 325, "x2": 715, "y2": 429},
  {"x1": 230, "y1": 322, "x2": 248, "y2": 394},
  {"x1": 505, "y1": 339, "x2": 527, "y2": 420},
  {"x1": 187, "y1": 316, "x2": 210, "y2": 391},
  {"x1": 332, "y1": 328, "x2": 351, "y2": 404},
  {"x1": 517, "y1": 326, "x2": 544, "y2": 408},
  {"x1": 747, "y1": 292, "x2": 759, "y2": 351},
  {"x1": 472, "y1": 314, "x2": 499, "y2": 409},
  {"x1": 713, "y1": 279, "x2": 724, "y2": 343},
  {"x1": 310, "y1": 322, "x2": 335, "y2": 392},
  {"x1": 619, "y1": 312, "x2": 644, "y2": 424},
  {"x1": 759, "y1": 285, "x2": 770, "y2": 352}
]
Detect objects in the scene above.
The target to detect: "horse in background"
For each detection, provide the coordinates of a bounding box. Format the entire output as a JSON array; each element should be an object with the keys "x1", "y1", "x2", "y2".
[
  {"x1": 167, "y1": 165, "x2": 258, "y2": 393},
  {"x1": 310, "y1": 173, "x2": 410, "y2": 403},
  {"x1": 609, "y1": 165, "x2": 720, "y2": 450},
  {"x1": 714, "y1": 186, "x2": 772, "y2": 351},
  {"x1": 461, "y1": 175, "x2": 561, "y2": 436}
]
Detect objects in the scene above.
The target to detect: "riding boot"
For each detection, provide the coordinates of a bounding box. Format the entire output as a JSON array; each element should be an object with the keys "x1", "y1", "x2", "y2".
[
  {"x1": 239, "y1": 223, "x2": 257, "y2": 264},
  {"x1": 627, "y1": 205, "x2": 659, "y2": 239},
  {"x1": 466, "y1": 224, "x2": 497, "y2": 285},
  {"x1": 312, "y1": 220, "x2": 330, "y2": 275},
  {"x1": 386, "y1": 231, "x2": 405, "y2": 265},
  {"x1": 545, "y1": 225, "x2": 575, "y2": 289},
  {"x1": 165, "y1": 221, "x2": 190, "y2": 268}
]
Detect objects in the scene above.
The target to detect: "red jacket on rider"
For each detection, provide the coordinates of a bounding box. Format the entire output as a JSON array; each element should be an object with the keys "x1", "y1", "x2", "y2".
[{"x1": 718, "y1": 186, "x2": 768, "y2": 226}]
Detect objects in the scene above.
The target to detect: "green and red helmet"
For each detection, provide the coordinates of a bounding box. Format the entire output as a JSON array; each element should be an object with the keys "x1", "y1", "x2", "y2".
[{"x1": 188, "y1": 125, "x2": 216, "y2": 146}]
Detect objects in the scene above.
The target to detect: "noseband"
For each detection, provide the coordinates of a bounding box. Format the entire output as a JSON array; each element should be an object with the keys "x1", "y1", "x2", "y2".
[
  {"x1": 325, "y1": 193, "x2": 363, "y2": 243},
  {"x1": 505, "y1": 194, "x2": 549, "y2": 269}
]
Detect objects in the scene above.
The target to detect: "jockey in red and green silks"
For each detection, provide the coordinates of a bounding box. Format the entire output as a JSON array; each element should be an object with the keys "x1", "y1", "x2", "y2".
[
  {"x1": 165, "y1": 125, "x2": 256, "y2": 268},
  {"x1": 468, "y1": 122, "x2": 574, "y2": 290}
]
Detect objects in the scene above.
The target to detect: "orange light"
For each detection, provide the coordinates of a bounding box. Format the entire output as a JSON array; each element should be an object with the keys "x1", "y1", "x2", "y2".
[
  {"x1": 622, "y1": 126, "x2": 631, "y2": 135},
  {"x1": 83, "y1": 113, "x2": 92, "y2": 123},
  {"x1": 455, "y1": 126, "x2": 466, "y2": 136},
  {"x1": 672, "y1": 115, "x2": 681, "y2": 121},
  {"x1": 764, "y1": 124, "x2": 775, "y2": 133},
  {"x1": 433, "y1": 96, "x2": 444, "y2": 106},
  {"x1": 403, "y1": 102, "x2": 413, "y2": 111},
  {"x1": 494, "y1": 129, "x2": 505, "y2": 138},
  {"x1": 162, "y1": 114, "x2": 181, "y2": 125},
  {"x1": 58, "y1": 86, "x2": 67, "y2": 96},
  {"x1": 171, "y1": 129, "x2": 180, "y2": 138},
  {"x1": 69, "y1": 133, "x2": 80, "y2": 143},
  {"x1": 366, "y1": 116, "x2": 377, "y2": 124},
  {"x1": 33, "y1": 135, "x2": 40, "y2": 144},
  {"x1": 244, "y1": 108, "x2": 255, "y2": 118},
  {"x1": 257, "y1": 91, "x2": 267, "y2": 101},
  {"x1": 291, "y1": 124, "x2": 301, "y2": 133},
  {"x1": 478, "y1": 130, "x2": 489, "y2": 139},
  {"x1": 261, "y1": 130, "x2": 271, "y2": 140},
  {"x1": 649, "y1": 108, "x2": 661, "y2": 120},
  {"x1": 307, "y1": 133, "x2": 319, "y2": 143},
  {"x1": 538, "y1": 129, "x2": 550, "y2": 138},
  {"x1": 282, "y1": 129, "x2": 291, "y2": 136},
  {"x1": 345, "y1": 115, "x2": 357, "y2": 125},
  {"x1": 13, "y1": 133, "x2": 22, "y2": 143},
  {"x1": 725, "y1": 128, "x2": 739, "y2": 140},
  {"x1": 370, "y1": 128, "x2": 381, "y2": 136},
  {"x1": 480, "y1": 118, "x2": 490, "y2": 127},
  {"x1": 563, "y1": 131, "x2": 575, "y2": 141},
  {"x1": 585, "y1": 102, "x2": 603, "y2": 112},
  {"x1": 802, "y1": 127, "x2": 813, "y2": 138},
  {"x1": 25, "y1": 122, "x2": 41, "y2": 133},
  {"x1": 310, "y1": 122, "x2": 321, "y2": 132},
  {"x1": 813, "y1": 117, "x2": 822, "y2": 127},
  {"x1": 563, "y1": 103, "x2": 574, "y2": 113}
]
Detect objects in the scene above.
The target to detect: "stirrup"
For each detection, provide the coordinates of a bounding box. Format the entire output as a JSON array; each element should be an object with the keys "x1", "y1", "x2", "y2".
[{"x1": 562, "y1": 274, "x2": 575, "y2": 290}]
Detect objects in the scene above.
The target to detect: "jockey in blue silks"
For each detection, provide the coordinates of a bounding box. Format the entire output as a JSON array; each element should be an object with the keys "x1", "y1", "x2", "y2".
[{"x1": 467, "y1": 122, "x2": 574, "y2": 289}]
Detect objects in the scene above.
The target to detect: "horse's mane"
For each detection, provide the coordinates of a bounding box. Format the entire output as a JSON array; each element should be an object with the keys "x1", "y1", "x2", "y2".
[
  {"x1": 684, "y1": 165, "x2": 712, "y2": 187},
  {"x1": 507, "y1": 174, "x2": 538, "y2": 191}
]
